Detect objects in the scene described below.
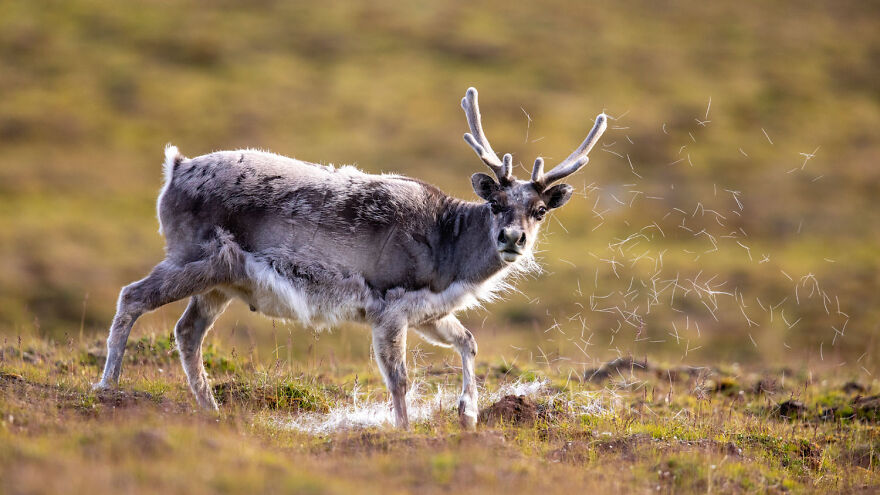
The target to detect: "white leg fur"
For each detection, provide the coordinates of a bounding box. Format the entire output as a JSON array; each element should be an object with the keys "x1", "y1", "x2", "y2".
[{"x1": 417, "y1": 315, "x2": 478, "y2": 429}]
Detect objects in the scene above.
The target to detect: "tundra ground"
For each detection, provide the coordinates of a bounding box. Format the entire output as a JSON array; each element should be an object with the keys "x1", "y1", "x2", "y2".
[{"x1": 2, "y1": 333, "x2": 878, "y2": 494}]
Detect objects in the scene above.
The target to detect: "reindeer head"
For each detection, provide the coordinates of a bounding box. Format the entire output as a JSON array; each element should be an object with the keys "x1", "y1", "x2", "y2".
[{"x1": 461, "y1": 87, "x2": 607, "y2": 264}]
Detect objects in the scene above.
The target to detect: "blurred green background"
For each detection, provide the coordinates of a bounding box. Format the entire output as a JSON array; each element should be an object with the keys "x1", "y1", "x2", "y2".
[{"x1": 1, "y1": 0, "x2": 878, "y2": 373}]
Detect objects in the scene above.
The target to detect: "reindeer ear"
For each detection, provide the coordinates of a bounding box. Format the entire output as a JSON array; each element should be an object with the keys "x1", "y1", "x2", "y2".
[
  {"x1": 471, "y1": 173, "x2": 500, "y2": 200},
  {"x1": 543, "y1": 183, "x2": 573, "y2": 209}
]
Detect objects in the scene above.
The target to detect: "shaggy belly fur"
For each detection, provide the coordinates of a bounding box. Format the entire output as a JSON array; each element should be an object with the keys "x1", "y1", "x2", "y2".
[{"x1": 218, "y1": 251, "x2": 512, "y2": 329}]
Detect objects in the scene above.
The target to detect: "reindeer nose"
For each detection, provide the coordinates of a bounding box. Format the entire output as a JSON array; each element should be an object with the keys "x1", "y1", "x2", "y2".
[{"x1": 498, "y1": 228, "x2": 526, "y2": 250}]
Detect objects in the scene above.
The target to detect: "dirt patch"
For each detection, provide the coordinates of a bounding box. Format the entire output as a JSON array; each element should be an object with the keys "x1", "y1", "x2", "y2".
[
  {"x1": 584, "y1": 357, "x2": 650, "y2": 383},
  {"x1": 322, "y1": 430, "x2": 507, "y2": 457},
  {"x1": 94, "y1": 388, "x2": 162, "y2": 409},
  {"x1": 852, "y1": 394, "x2": 880, "y2": 421},
  {"x1": 1, "y1": 371, "x2": 189, "y2": 416},
  {"x1": 547, "y1": 435, "x2": 742, "y2": 465},
  {"x1": 1, "y1": 370, "x2": 25, "y2": 383},
  {"x1": 479, "y1": 395, "x2": 537, "y2": 426},
  {"x1": 547, "y1": 440, "x2": 595, "y2": 464},
  {"x1": 546, "y1": 434, "x2": 651, "y2": 464},
  {"x1": 320, "y1": 431, "x2": 448, "y2": 455},
  {"x1": 842, "y1": 381, "x2": 867, "y2": 394}
]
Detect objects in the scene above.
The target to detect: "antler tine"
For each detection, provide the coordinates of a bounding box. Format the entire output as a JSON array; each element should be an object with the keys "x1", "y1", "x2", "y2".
[
  {"x1": 538, "y1": 113, "x2": 608, "y2": 186},
  {"x1": 531, "y1": 157, "x2": 544, "y2": 184},
  {"x1": 461, "y1": 87, "x2": 510, "y2": 182},
  {"x1": 501, "y1": 153, "x2": 513, "y2": 179}
]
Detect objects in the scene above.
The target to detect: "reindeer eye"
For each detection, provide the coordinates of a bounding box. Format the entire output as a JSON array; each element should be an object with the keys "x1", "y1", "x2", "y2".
[{"x1": 534, "y1": 206, "x2": 548, "y2": 220}]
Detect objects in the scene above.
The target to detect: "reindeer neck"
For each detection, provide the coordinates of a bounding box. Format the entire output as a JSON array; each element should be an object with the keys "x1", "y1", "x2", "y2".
[{"x1": 433, "y1": 198, "x2": 506, "y2": 288}]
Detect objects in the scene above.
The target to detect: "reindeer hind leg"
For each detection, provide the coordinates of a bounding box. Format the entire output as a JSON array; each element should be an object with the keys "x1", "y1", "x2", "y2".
[
  {"x1": 175, "y1": 289, "x2": 230, "y2": 410},
  {"x1": 95, "y1": 230, "x2": 244, "y2": 390}
]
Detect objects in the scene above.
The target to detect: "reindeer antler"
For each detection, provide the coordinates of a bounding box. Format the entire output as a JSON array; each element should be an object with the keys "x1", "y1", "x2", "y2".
[
  {"x1": 461, "y1": 87, "x2": 512, "y2": 182},
  {"x1": 532, "y1": 113, "x2": 607, "y2": 188}
]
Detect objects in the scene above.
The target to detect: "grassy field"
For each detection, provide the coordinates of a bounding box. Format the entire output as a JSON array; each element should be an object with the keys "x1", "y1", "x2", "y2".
[
  {"x1": 2, "y1": 0, "x2": 880, "y2": 492},
  {"x1": 2, "y1": 0, "x2": 879, "y2": 362},
  {"x1": 2, "y1": 334, "x2": 879, "y2": 494}
]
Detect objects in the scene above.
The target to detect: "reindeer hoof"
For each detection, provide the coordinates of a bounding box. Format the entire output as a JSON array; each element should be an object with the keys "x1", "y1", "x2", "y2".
[
  {"x1": 91, "y1": 381, "x2": 113, "y2": 392},
  {"x1": 200, "y1": 399, "x2": 220, "y2": 413},
  {"x1": 459, "y1": 398, "x2": 478, "y2": 430},
  {"x1": 459, "y1": 412, "x2": 477, "y2": 430}
]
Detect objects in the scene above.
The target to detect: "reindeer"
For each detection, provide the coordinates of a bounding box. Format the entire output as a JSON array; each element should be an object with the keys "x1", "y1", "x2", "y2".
[{"x1": 94, "y1": 87, "x2": 607, "y2": 429}]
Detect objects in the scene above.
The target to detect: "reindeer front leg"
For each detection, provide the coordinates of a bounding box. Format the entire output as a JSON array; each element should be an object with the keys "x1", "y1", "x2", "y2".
[
  {"x1": 372, "y1": 317, "x2": 409, "y2": 429},
  {"x1": 418, "y1": 315, "x2": 478, "y2": 430}
]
